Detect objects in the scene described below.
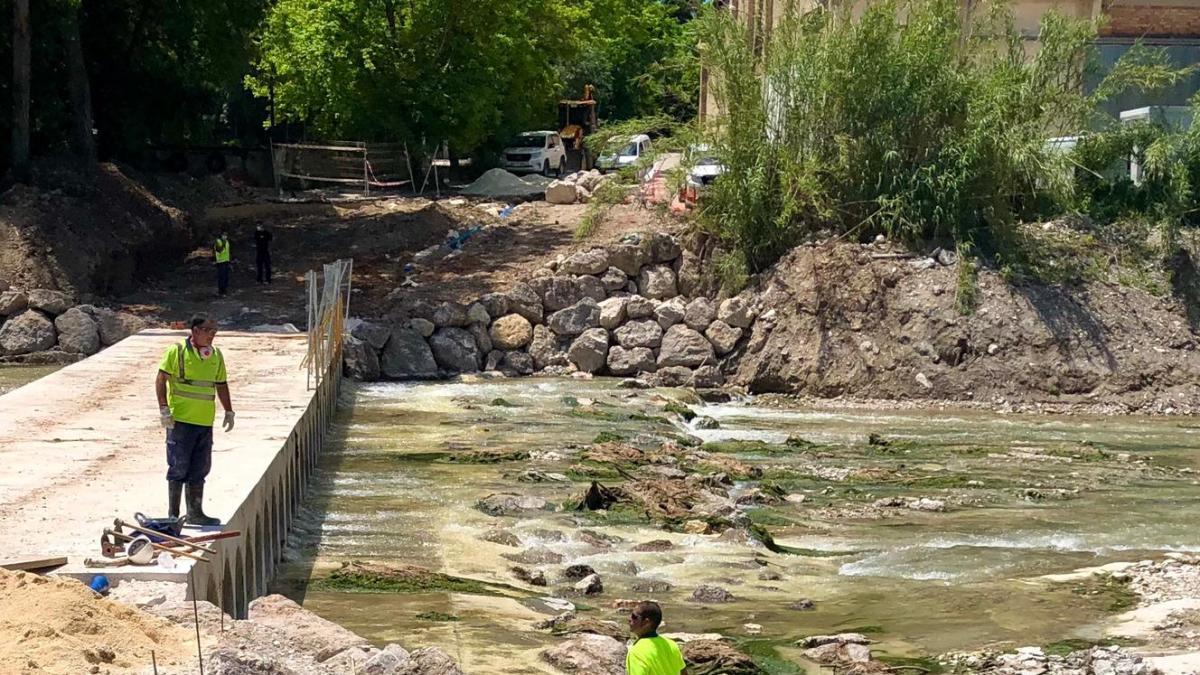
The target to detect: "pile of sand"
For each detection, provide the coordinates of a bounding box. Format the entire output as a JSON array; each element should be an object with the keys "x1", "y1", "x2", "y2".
[
  {"x1": 460, "y1": 169, "x2": 546, "y2": 198},
  {"x1": 0, "y1": 568, "x2": 193, "y2": 674}
]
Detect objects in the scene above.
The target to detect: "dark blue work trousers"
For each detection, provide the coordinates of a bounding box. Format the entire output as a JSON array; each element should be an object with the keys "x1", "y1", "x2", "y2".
[
  {"x1": 216, "y1": 262, "x2": 230, "y2": 295},
  {"x1": 166, "y1": 421, "x2": 213, "y2": 485}
]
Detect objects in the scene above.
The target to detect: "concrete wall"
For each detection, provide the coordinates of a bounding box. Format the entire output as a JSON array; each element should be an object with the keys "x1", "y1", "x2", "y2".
[{"x1": 192, "y1": 364, "x2": 341, "y2": 619}]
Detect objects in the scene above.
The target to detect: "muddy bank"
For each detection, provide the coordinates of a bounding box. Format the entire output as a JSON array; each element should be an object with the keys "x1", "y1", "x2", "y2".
[
  {"x1": 0, "y1": 160, "x2": 200, "y2": 298},
  {"x1": 728, "y1": 242, "x2": 1200, "y2": 414}
]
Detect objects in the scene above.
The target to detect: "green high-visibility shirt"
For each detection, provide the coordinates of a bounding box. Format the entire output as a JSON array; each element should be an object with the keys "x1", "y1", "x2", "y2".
[
  {"x1": 214, "y1": 237, "x2": 231, "y2": 263},
  {"x1": 626, "y1": 636, "x2": 686, "y2": 675},
  {"x1": 159, "y1": 340, "x2": 227, "y2": 427}
]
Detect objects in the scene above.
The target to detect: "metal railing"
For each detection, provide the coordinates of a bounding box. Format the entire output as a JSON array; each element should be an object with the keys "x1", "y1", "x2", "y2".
[{"x1": 302, "y1": 259, "x2": 353, "y2": 390}]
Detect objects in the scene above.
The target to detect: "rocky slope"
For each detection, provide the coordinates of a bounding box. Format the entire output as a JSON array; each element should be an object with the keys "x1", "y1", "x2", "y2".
[{"x1": 727, "y1": 242, "x2": 1200, "y2": 413}]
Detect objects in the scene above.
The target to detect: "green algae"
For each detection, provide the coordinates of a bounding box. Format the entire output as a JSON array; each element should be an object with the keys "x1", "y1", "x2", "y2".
[{"x1": 315, "y1": 563, "x2": 507, "y2": 596}]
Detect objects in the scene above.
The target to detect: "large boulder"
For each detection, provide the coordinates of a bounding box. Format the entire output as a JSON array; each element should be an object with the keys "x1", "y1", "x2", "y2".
[
  {"x1": 490, "y1": 314, "x2": 534, "y2": 350},
  {"x1": 654, "y1": 297, "x2": 687, "y2": 330},
  {"x1": 541, "y1": 634, "x2": 627, "y2": 675},
  {"x1": 655, "y1": 366, "x2": 694, "y2": 387},
  {"x1": 429, "y1": 327, "x2": 481, "y2": 373},
  {"x1": 466, "y1": 303, "x2": 491, "y2": 325},
  {"x1": 676, "y1": 249, "x2": 705, "y2": 297},
  {"x1": 381, "y1": 327, "x2": 438, "y2": 379},
  {"x1": 598, "y1": 297, "x2": 628, "y2": 330},
  {"x1": 626, "y1": 295, "x2": 656, "y2": 319},
  {"x1": 501, "y1": 350, "x2": 535, "y2": 375},
  {"x1": 530, "y1": 276, "x2": 591, "y2": 312},
  {"x1": 0, "y1": 290, "x2": 28, "y2": 316},
  {"x1": 54, "y1": 307, "x2": 100, "y2": 355},
  {"x1": 92, "y1": 308, "x2": 146, "y2": 346},
  {"x1": 469, "y1": 323, "x2": 493, "y2": 354},
  {"x1": 608, "y1": 243, "x2": 648, "y2": 277},
  {"x1": 343, "y1": 336, "x2": 381, "y2": 381},
  {"x1": 476, "y1": 493, "x2": 549, "y2": 516},
  {"x1": 561, "y1": 249, "x2": 610, "y2": 276},
  {"x1": 693, "y1": 365, "x2": 725, "y2": 388},
  {"x1": 648, "y1": 232, "x2": 682, "y2": 263},
  {"x1": 637, "y1": 265, "x2": 678, "y2": 300},
  {"x1": 546, "y1": 180, "x2": 579, "y2": 205},
  {"x1": 684, "y1": 297, "x2": 717, "y2": 331},
  {"x1": 705, "y1": 320, "x2": 743, "y2": 355},
  {"x1": 568, "y1": 328, "x2": 609, "y2": 374},
  {"x1": 577, "y1": 275, "x2": 607, "y2": 302},
  {"x1": 432, "y1": 302, "x2": 469, "y2": 328},
  {"x1": 398, "y1": 647, "x2": 465, "y2": 675},
  {"x1": 351, "y1": 321, "x2": 391, "y2": 350},
  {"x1": 547, "y1": 298, "x2": 601, "y2": 337},
  {"x1": 607, "y1": 346, "x2": 656, "y2": 376},
  {"x1": 478, "y1": 293, "x2": 510, "y2": 320},
  {"x1": 506, "y1": 283, "x2": 544, "y2": 325},
  {"x1": 613, "y1": 319, "x2": 663, "y2": 349},
  {"x1": 27, "y1": 289, "x2": 72, "y2": 316},
  {"x1": 600, "y1": 267, "x2": 627, "y2": 292},
  {"x1": 658, "y1": 324, "x2": 715, "y2": 368},
  {"x1": 718, "y1": 294, "x2": 757, "y2": 329},
  {"x1": 0, "y1": 310, "x2": 56, "y2": 355},
  {"x1": 530, "y1": 325, "x2": 569, "y2": 370},
  {"x1": 409, "y1": 318, "x2": 436, "y2": 338},
  {"x1": 248, "y1": 594, "x2": 370, "y2": 662}
]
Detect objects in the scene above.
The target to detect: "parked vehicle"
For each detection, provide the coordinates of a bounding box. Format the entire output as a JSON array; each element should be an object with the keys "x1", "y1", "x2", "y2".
[
  {"x1": 684, "y1": 144, "x2": 725, "y2": 200},
  {"x1": 501, "y1": 131, "x2": 567, "y2": 176},
  {"x1": 596, "y1": 134, "x2": 652, "y2": 174}
]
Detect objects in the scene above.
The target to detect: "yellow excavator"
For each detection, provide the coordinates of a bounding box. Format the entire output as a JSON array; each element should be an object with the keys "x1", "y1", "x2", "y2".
[{"x1": 558, "y1": 84, "x2": 598, "y2": 170}]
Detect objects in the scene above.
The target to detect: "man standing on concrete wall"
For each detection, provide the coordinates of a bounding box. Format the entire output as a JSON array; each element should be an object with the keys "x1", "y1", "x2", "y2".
[
  {"x1": 214, "y1": 231, "x2": 232, "y2": 296},
  {"x1": 155, "y1": 315, "x2": 236, "y2": 526}
]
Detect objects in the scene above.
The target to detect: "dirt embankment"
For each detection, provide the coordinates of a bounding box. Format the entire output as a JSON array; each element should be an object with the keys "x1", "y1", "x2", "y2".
[
  {"x1": 0, "y1": 160, "x2": 196, "y2": 298},
  {"x1": 728, "y1": 242, "x2": 1200, "y2": 413}
]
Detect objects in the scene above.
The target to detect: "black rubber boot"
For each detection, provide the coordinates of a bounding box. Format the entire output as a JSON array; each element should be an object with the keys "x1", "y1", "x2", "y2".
[
  {"x1": 168, "y1": 481, "x2": 184, "y2": 519},
  {"x1": 184, "y1": 483, "x2": 221, "y2": 527}
]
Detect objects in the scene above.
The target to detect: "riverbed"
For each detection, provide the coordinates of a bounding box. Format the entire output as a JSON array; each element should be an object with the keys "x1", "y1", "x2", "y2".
[{"x1": 272, "y1": 378, "x2": 1200, "y2": 673}]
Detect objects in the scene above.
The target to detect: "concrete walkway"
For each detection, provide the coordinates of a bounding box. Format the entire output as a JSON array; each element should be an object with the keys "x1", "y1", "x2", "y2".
[{"x1": 0, "y1": 329, "x2": 313, "y2": 575}]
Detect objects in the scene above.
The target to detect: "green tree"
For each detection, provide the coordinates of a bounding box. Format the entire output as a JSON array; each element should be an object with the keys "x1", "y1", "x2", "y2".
[{"x1": 250, "y1": 0, "x2": 576, "y2": 155}]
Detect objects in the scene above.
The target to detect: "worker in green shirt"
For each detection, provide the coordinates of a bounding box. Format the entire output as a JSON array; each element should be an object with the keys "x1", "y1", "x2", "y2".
[
  {"x1": 626, "y1": 601, "x2": 689, "y2": 675},
  {"x1": 155, "y1": 315, "x2": 235, "y2": 526}
]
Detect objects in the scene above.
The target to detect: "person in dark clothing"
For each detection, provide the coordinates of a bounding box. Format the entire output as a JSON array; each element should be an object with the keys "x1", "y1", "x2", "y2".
[{"x1": 254, "y1": 224, "x2": 273, "y2": 284}]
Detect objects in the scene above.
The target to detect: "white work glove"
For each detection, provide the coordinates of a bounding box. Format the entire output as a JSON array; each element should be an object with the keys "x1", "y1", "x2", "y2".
[
  {"x1": 223, "y1": 410, "x2": 236, "y2": 432},
  {"x1": 159, "y1": 406, "x2": 175, "y2": 430}
]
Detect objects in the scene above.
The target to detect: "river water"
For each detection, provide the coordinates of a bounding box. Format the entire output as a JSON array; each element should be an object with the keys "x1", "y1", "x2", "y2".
[
  {"x1": 0, "y1": 365, "x2": 62, "y2": 396},
  {"x1": 273, "y1": 378, "x2": 1200, "y2": 673}
]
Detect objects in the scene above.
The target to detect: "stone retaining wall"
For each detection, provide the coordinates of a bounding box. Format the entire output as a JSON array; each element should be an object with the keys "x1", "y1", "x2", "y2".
[
  {"x1": 0, "y1": 282, "x2": 146, "y2": 362},
  {"x1": 343, "y1": 232, "x2": 758, "y2": 387}
]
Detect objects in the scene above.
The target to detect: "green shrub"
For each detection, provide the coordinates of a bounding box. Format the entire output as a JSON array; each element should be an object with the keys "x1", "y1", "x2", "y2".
[{"x1": 696, "y1": 0, "x2": 1187, "y2": 274}]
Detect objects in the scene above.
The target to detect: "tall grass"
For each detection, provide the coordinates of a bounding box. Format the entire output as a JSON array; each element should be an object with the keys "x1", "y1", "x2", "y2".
[{"x1": 697, "y1": 0, "x2": 1181, "y2": 273}]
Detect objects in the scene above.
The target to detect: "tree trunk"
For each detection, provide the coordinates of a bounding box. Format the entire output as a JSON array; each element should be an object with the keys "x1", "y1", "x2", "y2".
[
  {"x1": 65, "y1": 4, "x2": 96, "y2": 161},
  {"x1": 11, "y1": 0, "x2": 31, "y2": 181}
]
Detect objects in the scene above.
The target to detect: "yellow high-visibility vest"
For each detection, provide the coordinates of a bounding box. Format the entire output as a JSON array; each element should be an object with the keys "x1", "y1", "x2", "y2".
[
  {"x1": 158, "y1": 340, "x2": 227, "y2": 427},
  {"x1": 214, "y1": 237, "x2": 231, "y2": 264}
]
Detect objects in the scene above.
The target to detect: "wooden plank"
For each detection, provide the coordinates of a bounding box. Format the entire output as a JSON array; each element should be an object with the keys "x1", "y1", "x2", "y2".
[{"x1": 0, "y1": 555, "x2": 68, "y2": 571}]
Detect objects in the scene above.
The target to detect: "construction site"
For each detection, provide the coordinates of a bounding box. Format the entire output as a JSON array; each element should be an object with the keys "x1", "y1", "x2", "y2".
[{"x1": 4, "y1": 0, "x2": 1200, "y2": 674}]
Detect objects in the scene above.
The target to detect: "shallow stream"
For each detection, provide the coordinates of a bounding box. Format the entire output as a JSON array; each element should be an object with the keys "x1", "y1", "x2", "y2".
[{"x1": 273, "y1": 379, "x2": 1200, "y2": 673}]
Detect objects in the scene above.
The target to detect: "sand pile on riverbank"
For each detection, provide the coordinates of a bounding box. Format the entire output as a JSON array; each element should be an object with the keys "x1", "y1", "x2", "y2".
[{"x1": 0, "y1": 568, "x2": 192, "y2": 674}]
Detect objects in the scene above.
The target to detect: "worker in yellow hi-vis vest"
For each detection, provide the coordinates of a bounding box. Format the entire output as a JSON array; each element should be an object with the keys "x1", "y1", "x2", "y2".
[
  {"x1": 214, "y1": 231, "x2": 231, "y2": 296},
  {"x1": 154, "y1": 315, "x2": 236, "y2": 526}
]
